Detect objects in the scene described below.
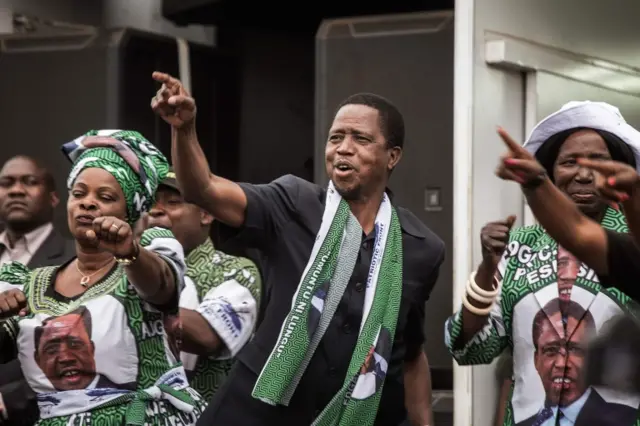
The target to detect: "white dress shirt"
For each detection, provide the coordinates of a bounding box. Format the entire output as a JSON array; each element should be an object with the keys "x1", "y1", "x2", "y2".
[
  {"x1": 0, "y1": 222, "x2": 53, "y2": 266},
  {"x1": 540, "y1": 388, "x2": 592, "y2": 426}
]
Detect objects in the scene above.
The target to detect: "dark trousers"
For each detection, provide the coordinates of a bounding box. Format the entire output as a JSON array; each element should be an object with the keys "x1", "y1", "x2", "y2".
[
  {"x1": 197, "y1": 361, "x2": 409, "y2": 426},
  {"x1": 0, "y1": 360, "x2": 38, "y2": 426}
]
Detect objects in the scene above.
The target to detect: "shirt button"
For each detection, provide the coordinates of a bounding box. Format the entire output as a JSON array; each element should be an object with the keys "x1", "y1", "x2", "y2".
[
  {"x1": 328, "y1": 367, "x2": 338, "y2": 377},
  {"x1": 355, "y1": 282, "x2": 364, "y2": 292},
  {"x1": 342, "y1": 322, "x2": 353, "y2": 334}
]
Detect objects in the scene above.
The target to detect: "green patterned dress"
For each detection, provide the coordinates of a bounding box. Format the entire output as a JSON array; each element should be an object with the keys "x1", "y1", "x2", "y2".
[
  {"x1": 445, "y1": 207, "x2": 640, "y2": 426},
  {"x1": 175, "y1": 238, "x2": 261, "y2": 401},
  {"x1": 0, "y1": 228, "x2": 206, "y2": 426}
]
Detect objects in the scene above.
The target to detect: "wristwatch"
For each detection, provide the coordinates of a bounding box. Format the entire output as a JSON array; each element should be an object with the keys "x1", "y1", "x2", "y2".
[{"x1": 115, "y1": 240, "x2": 140, "y2": 266}]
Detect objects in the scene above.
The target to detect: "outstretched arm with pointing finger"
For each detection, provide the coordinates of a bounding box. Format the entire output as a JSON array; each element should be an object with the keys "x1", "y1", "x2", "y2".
[
  {"x1": 576, "y1": 158, "x2": 640, "y2": 246},
  {"x1": 150, "y1": 72, "x2": 248, "y2": 228}
]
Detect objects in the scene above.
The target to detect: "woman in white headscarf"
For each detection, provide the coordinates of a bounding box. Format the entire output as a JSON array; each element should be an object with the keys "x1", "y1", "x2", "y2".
[{"x1": 445, "y1": 101, "x2": 640, "y2": 426}]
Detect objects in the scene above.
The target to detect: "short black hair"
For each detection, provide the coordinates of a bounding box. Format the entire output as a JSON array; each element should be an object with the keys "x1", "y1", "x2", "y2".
[
  {"x1": 532, "y1": 299, "x2": 595, "y2": 350},
  {"x1": 337, "y1": 93, "x2": 405, "y2": 149},
  {"x1": 34, "y1": 306, "x2": 92, "y2": 353}
]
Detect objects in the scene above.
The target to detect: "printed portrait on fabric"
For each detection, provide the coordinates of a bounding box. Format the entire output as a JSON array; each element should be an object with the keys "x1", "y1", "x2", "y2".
[
  {"x1": 509, "y1": 245, "x2": 639, "y2": 426},
  {"x1": 17, "y1": 296, "x2": 138, "y2": 394},
  {"x1": 351, "y1": 326, "x2": 392, "y2": 400}
]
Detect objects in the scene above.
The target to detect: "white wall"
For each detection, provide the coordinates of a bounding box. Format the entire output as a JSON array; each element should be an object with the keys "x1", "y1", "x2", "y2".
[{"x1": 455, "y1": 0, "x2": 640, "y2": 425}]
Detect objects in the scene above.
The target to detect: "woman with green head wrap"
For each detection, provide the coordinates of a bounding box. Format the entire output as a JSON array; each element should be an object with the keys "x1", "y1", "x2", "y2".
[{"x1": 0, "y1": 130, "x2": 206, "y2": 426}]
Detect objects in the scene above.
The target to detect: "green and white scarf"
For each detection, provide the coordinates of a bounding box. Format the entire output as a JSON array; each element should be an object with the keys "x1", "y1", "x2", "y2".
[{"x1": 252, "y1": 181, "x2": 403, "y2": 426}]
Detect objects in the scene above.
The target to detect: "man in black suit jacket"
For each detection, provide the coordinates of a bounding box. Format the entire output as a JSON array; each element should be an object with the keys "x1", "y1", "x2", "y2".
[
  {"x1": 0, "y1": 155, "x2": 75, "y2": 272},
  {"x1": 0, "y1": 156, "x2": 75, "y2": 426},
  {"x1": 153, "y1": 73, "x2": 444, "y2": 425}
]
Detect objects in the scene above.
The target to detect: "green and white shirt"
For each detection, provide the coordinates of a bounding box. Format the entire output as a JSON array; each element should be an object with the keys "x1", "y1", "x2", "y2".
[
  {"x1": 445, "y1": 208, "x2": 640, "y2": 426},
  {"x1": 0, "y1": 228, "x2": 206, "y2": 426},
  {"x1": 177, "y1": 239, "x2": 261, "y2": 401}
]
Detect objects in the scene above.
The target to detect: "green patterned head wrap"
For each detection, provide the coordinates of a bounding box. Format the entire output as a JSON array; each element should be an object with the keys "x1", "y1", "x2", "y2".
[{"x1": 62, "y1": 129, "x2": 169, "y2": 224}]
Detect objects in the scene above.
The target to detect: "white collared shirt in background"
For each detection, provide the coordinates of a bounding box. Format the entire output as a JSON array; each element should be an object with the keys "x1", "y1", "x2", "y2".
[{"x1": 0, "y1": 222, "x2": 53, "y2": 266}]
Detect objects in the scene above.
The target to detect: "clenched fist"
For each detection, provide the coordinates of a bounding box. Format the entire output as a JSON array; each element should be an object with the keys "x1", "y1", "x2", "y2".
[
  {"x1": 0, "y1": 288, "x2": 28, "y2": 319},
  {"x1": 86, "y1": 216, "x2": 136, "y2": 258},
  {"x1": 151, "y1": 72, "x2": 196, "y2": 128},
  {"x1": 480, "y1": 215, "x2": 516, "y2": 270}
]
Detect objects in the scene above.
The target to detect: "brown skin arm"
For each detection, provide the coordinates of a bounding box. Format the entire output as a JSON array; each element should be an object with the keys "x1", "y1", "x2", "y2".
[
  {"x1": 404, "y1": 350, "x2": 434, "y2": 426},
  {"x1": 458, "y1": 217, "x2": 513, "y2": 346},
  {"x1": 576, "y1": 158, "x2": 640, "y2": 247},
  {"x1": 87, "y1": 216, "x2": 177, "y2": 306},
  {"x1": 151, "y1": 72, "x2": 248, "y2": 228},
  {"x1": 177, "y1": 308, "x2": 223, "y2": 356},
  {"x1": 623, "y1": 192, "x2": 640, "y2": 244},
  {"x1": 172, "y1": 125, "x2": 247, "y2": 228},
  {"x1": 124, "y1": 245, "x2": 178, "y2": 306},
  {"x1": 459, "y1": 263, "x2": 500, "y2": 343},
  {"x1": 522, "y1": 178, "x2": 609, "y2": 275}
]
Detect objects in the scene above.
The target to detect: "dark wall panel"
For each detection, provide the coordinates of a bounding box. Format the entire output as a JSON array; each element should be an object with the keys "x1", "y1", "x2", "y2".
[{"x1": 0, "y1": 29, "x2": 229, "y2": 235}]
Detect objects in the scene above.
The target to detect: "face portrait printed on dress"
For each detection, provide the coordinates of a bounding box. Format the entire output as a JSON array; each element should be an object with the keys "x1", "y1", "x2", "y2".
[
  {"x1": 556, "y1": 246, "x2": 579, "y2": 304},
  {"x1": 34, "y1": 306, "x2": 96, "y2": 391},
  {"x1": 532, "y1": 298, "x2": 594, "y2": 408}
]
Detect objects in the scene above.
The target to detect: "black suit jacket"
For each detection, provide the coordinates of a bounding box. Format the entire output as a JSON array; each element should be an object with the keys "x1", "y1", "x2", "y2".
[
  {"x1": 200, "y1": 175, "x2": 445, "y2": 426},
  {"x1": 516, "y1": 390, "x2": 637, "y2": 426},
  {"x1": 0, "y1": 227, "x2": 75, "y2": 426},
  {"x1": 25, "y1": 228, "x2": 76, "y2": 269}
]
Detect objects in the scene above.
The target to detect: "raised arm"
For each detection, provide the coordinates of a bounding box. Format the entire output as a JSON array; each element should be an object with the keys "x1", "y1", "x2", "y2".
[
  {"x1": 576, "y1": 158, "x2": 640, "y2": 244},
  {"x1": 151, "y1": 72, "x2": 247, "y2": 228},
  {"x1": 87, "y1": 218, "x2": 182, "y2": 307},
  {"x1": 445, "y1": 222, "x2": 512, "y2": 365}
]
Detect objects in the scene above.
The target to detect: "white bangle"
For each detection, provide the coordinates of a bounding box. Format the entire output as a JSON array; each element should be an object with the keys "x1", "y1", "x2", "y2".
[
  {"x1": 469, "y1": 270, "x2": 500, "y2": 298},
  {"x1": 463, "y1": 292, "x2": 494, "y2": 316},
  {"x1": 466, "y1": 280, "x2": 495, "y2": 304}
]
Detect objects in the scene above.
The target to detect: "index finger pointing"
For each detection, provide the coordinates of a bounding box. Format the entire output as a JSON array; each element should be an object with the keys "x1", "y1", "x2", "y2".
[
  {"x1": 497, "y1": 127, "x2": 527, "y2": 155},
  {"x1": 152, "y1": 72, "x2": 180, "y2": 88},
  {"x1": 577, "y1": 158, "x2": 622, "y2": 175}
]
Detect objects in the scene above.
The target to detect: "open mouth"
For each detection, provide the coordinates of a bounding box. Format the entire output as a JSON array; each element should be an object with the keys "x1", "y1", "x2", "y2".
[
  {"x1": 57, "y1": 369, "x2": 89, "y2": 386},
  {"x1": 552, "y1": 377, "x2": 573, "y2": 390},
  {"x1": 334, "y1": 161, "x2": 356, "y2": 177},
  {"x1": 61, "y1": 369, "x2": 81, "y2": 378}
]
